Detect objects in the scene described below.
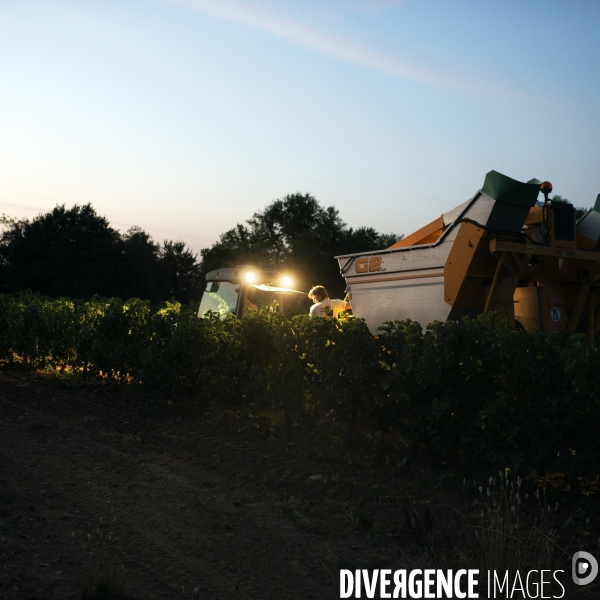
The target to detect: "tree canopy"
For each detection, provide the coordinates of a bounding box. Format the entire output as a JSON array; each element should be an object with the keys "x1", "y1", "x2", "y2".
[
  {"x1": 0, "y1": 204, "x2": 201, "y2": 303},
  {"x1": 0, "y1": 195, "x2": 400, "y2": 302},
  {"x1": 200, "y1": 193, "x2": 401, "y2": 297}
]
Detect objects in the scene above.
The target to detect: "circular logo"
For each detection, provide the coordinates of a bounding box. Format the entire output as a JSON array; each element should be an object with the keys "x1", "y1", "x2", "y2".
[
  {"x1": 572, "y1": 551, "x2": 599, "y2": 586},
  {"x1": 550, "y1": 307, "x2": 561, "y2": 322}
]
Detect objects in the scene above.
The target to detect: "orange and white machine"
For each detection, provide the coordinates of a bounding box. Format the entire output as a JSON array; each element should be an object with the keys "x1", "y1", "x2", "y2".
[{"x1": 337, "y1": 171, "x2": 600, "y2": 343}]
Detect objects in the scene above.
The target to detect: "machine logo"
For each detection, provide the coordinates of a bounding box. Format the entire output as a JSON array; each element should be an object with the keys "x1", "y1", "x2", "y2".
[
  {"x1": 572, "y1": 551, "x2": 598, "y2": 586},
  {"x1": 355, "y1": 256, "x2": 383, "y2": 273}
]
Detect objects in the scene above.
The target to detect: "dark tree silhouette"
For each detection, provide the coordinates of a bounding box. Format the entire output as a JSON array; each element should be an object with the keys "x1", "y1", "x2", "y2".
[
  {"x1": 0, "y1": 204, "x2": 201, "y2": 303},
  {"x1": 0, "y1": 204, "x2": 123, "y2": 299},
  {"x1": 200, "y1": 193, "x2": 401, "y2": 297},
  {"x1": 120, "y1": 226, "x2": 163, "y2": 302},
  {"x1": 159, "y1": 240, "x2": 202, "y2": 303}
]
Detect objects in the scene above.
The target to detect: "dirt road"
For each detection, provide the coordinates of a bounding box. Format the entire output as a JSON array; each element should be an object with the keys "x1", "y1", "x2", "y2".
[{"x1": 0, "y1": 373, "x2": 405, "y2": 599}]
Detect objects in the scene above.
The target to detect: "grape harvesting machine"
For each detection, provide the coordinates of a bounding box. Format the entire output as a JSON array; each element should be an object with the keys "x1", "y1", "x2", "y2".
[{"x1": 337, "y1": 170, "x2": 600, "y2": 343}]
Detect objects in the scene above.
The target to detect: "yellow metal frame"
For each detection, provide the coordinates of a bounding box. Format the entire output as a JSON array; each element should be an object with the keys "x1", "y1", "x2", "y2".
[{"x1": 487, "y1": 238, "x2": 600, "y2": 343}]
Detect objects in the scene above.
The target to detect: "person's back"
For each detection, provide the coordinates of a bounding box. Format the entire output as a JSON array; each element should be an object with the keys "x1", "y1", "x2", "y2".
[
  {"x1": 308, "y1": 285, "x2": 349, "y2": 318},
  {"x1": 309, "y1": 297, "x2": 347, "y2": 318}
]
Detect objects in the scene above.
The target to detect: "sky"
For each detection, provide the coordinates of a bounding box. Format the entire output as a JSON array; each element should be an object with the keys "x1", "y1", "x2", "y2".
[{"x1": 1, "y1": 0, "x2": 599, "y2": 256}]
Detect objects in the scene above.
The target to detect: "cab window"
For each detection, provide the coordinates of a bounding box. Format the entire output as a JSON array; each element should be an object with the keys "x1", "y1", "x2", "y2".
[{"x1": 198, "y1": 281, "x2": 239, "y2": 317}]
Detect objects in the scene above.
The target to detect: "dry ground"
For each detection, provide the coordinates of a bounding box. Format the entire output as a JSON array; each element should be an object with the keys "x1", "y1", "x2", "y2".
[
  {"x1": 0, "y1": 369, "x2": 598, "y2": 599},
  {"x1": 0, "y1": 370, "x2": 420, "y2": 599}
]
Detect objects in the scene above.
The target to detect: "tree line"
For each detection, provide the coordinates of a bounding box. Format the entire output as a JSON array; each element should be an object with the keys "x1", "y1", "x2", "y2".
[
  {"x1": 0, "y1": 194, "x2": 400, "y2": 302},
  {"x1": 0, "y1": 205, "x2": 199, "y2": 303},
  {"x1": 199, "y1": 192, "x2": 401, "y2": 297}
]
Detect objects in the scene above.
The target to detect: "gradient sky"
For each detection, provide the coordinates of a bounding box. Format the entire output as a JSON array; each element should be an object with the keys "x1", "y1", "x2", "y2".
[{"x1": 1, "y1": 0, "x2": 599, "y2": 255}]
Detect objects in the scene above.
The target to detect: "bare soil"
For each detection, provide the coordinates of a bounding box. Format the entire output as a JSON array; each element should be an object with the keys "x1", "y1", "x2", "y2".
[
  {"x1": 0, "y1": 370, "x2": 427, "y2": 599},
  {"x1": 0, "y1": 369, "x2": 598, "y2": 599}
]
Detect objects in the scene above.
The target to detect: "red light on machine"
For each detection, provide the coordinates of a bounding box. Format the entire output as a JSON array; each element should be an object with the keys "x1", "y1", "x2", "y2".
[{"x1": 540, "y1": 181, "x2": 553, "y2": 203}]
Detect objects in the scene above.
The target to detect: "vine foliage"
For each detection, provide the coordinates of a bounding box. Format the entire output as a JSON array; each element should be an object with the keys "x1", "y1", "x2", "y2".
[{"x1": 1, "y1": 293, "x2": 599, "y2": 482}]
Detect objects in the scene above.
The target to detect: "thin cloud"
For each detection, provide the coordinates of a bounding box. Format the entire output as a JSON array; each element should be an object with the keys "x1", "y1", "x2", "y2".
[
  {"x1": 162, "y1": 0, "x2": 473, "y2": 91},
  {"x1": 0, "y1": 201, "x2": 47, "y2": 213}
]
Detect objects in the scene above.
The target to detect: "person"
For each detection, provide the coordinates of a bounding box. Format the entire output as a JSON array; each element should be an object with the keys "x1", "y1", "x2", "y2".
[{"x1": 308, "y1": 285, "x2": 350, "y2": 318}]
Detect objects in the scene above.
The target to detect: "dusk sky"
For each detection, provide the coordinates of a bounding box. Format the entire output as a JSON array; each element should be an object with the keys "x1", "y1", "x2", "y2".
[{"x1": 1, "y1": 0, "x2": 599, "y2": 255}]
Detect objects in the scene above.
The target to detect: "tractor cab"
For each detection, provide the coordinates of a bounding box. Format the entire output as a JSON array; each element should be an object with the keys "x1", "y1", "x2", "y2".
[{"x1": 198, "y1": 265, "x2": 309, "y2": 319}]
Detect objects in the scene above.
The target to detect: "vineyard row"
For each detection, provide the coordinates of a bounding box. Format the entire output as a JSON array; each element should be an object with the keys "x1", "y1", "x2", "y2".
[{"x1": 1, "y1": 293, "x2": 599, "y2": 485}]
